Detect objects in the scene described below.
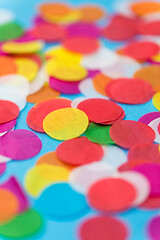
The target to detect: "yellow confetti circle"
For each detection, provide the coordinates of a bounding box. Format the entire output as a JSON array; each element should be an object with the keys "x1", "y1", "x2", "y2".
[
  {"x1": 152, "y1": 91, "x2": 160, "y2": 111},
  {"x1": 15, "y1": 58, "x2": 39, "y2": 82},
  {"x1": 45, "y1": 46, "x2": 82, "y2": 64},
  {"x1": 24, "y1": 164, "x2": 69, "y2": 197},
  {"x1": 46, "y1": 59, "x2": 87, "y2": 81},
  {"x1": 43, "y1": 108, "x2": 89, "y2": 140},
  {"x1": 151, "y1": 53, "x2": 160, "y2": 63},
  {"x1": 2, "y1": 40, "x2": 44, "y2": 54},
  {"x1": 43, "y1": 9, "x2": 81, "y2": 24}
]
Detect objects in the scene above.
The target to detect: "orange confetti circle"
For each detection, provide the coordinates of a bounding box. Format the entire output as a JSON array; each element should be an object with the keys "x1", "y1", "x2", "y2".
[
  {"x1": 0, "y1": 56, "x2": 17, "y2": 76},
  {"x1": 79, "y1": 5, "x2": 104, "y2": 22},
  {"x1": 0, "y1": 188, "x2": 18, "y2": 223}
]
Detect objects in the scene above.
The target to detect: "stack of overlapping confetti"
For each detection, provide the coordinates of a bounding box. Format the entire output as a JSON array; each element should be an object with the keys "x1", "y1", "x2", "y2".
[{"x1": 0, "y1": 1, "x2": 160, "y2": 239}]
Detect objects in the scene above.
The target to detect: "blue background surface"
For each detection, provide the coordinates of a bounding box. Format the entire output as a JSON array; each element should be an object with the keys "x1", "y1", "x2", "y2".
[{"x1": 0, "y1": 0, "x2": 159, "y2": 239}]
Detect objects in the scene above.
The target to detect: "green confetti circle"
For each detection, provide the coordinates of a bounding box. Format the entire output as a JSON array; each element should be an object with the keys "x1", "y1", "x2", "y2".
[
  {"x1": 86, "y1": 122, "x2": 115, "y2": 145},
  {"x1": 0, "y1": 209, "x2": 43, "y2": 238},
  {"x1": 0, "y1": 22, "x2": 24, "y2": 41}
]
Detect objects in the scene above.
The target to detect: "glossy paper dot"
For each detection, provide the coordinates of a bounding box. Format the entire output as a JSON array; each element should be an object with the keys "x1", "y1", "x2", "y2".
[
  {"x1": 110, "y1": 120, "x2": 155, "y2": 149},
  {"x1": 43, "y1": 108, "x2": 89, "y2": 140},
  {"x1": 56, "y1": 137, "x2": 103, "y2": 165}
]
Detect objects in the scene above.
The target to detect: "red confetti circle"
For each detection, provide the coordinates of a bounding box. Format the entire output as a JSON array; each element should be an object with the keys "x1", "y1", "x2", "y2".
[
  {"x1": 31, "y1": 23, "x2": 66, "y2": 42},
  {"x1": 77, "y1": 98, "x2": 125, "y2": 124},
  {"x1": 56, "y1": 137, "x2": 103, "y2": 165},
  {"x1": 105, "y1": 78, "x2": 154, "y2": 104},
  {"x1": 123, "y1": 41, "x2": 159, "y2": 60},
  {"x1": 118, "y1": 159, "x2": 153, "y2": 172},
  {"x1": 140, "y1": 196, "x2": 160, "y2": 209},
  {"x1": 128, "y1": 143, "x2": 160, "y2": 163},
  {"x1": 102, "y1": 15, "x2": 137, "y2": 41},
  {"x1": 88, "y1": 178, "x2": 136, "y2": 212},
  {"x1": 79, "y1": 216, "x2": 129, "y2": 240},
  {"x1": 63, "y1": 36, "x2": 99, "y2": 54},
  {"x1": 137, "y1": 20, "x2": 160, "y2": 36},
  {"x1": 26, "y1": 98, "x2": 71, "y2": 132},
  {"x1": 0, "y1": 100, "x2": 19, "y2": 124},
  {"x1": 110, "y1": 120, "x2": 155, "y2": 149}
]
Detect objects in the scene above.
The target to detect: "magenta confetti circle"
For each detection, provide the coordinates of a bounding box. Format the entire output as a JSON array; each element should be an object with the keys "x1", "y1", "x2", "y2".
[
  {"x1": 0, "y1": 129, "x2": 42, "y2": 160},
  {"x1": 133, "y1": 163, "x2": 160, "y2": 197},
  {"x1": 148, "y1": 216, "x2": 160, "y2": 240},
  {"x1": 0, "y1": 119, "x2": 16, "y2": 133}
]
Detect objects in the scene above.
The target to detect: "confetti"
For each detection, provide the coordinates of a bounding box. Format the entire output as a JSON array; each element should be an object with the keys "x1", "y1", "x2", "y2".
[
  {"x1": 27, "y1": 85, "x2": 60, "y2": 104},
  {"x1": 63, "y1": 36, "x2": 99, "y2": 54},
  {"x1": 86, "y1": 122, "x2": 114, "y2": 145},
  {"x1": 0, "y1": 129, "x2": 42, "y2": 160},
  {"x1": 43, "y1": 108, "x2": 89, "y2": 140},
  {"x1": 27, "y1": 98, "x2": 71, "y2": 132},
  {"x1": 46, "y1": 58, "x2": 87, "y2": 81},
  {"x1": 77, "y1": 98, "x2": 125, "y2": 124},
  {"x1": 0, "y1": 189, "x2": 18, "y2": 223},
  {"x1": 105, "y1": 78, "x2": 154, "y2": 104},
  {"x1": 133, "y1": 163, "x2": 160, "y2": 197},
  {"x1": 0, "y1": 100, "x2": 19, "y2": 124},
  {"x1": 0, "y1": 209, "x2": 43, "y2": 238},
  {"x1": 148, "y1": 215, "x2": 160, "y2": 240},
  {"x1": 78, "y1": 216, "x2": 129, "y2": 240},
  {"x1": 36, "y1": 151, "x2": 73, "y2": 170},
  {"x1": 88, "y1": 178, "x2": 136, "y2": 212},
  {"x1": 35, "y1": 183, "x2": 89, "y2": 220},
  {"x1": 110, "y1": 120, "x2": 155, "y2": 149},
  {"x1": 25, "y1": 164, "x2": 69, "y2": 197},
  {"x1": 123, "y1": 41, "x2": 159, "y2": 61},
  {"x1": 79, "y1": 5, "x2": 104, "y2": 22},
  {"x1": 0, "y1": 22, "x2": 24, "y2": 42},
  {"x1": 56, "y1": 137, "x2": 103, "y2": 165},
  {"x1": 0, "y1": 56, "x2": 17, "y2": 76},
  {"x1": 134, "y1": 65, "x2": 160, "y2": 92},
  {"x1": 69, "y1": 162, "x2": 116, "y2": 194}
]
